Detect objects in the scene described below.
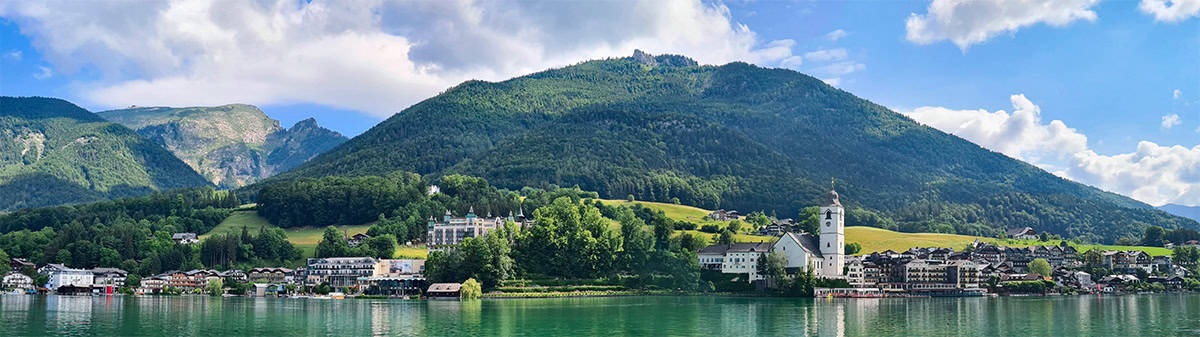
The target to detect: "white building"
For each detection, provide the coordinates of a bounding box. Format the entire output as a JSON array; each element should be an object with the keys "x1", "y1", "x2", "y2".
[
  {"x1": 427, "y1": 207, "x2": 530, "y2": 252},
  {"x1": 46, "y1": 266, "x2": 94, "y2": 290},
  {"x1": 91, "y1": 268, "x2": 128, "y2": 287},
  {"x1": 698, "y1": 242, "x2": 775, "y2": 282},
  {"x1": 3, "y1": 272, "x2": 33, "y2": 290},
  {"x1": 773, "y1": 232, "x2": 823, "y2": 274}
]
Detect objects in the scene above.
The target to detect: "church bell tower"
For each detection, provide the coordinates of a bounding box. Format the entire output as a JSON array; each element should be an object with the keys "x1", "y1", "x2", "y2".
[{"x1": 819, "y1": 178, "x2": 845, "y2": 277}]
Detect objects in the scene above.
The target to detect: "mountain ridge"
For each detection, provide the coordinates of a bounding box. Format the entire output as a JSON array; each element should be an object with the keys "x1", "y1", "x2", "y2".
[
  {"x1": 101, "y1": 104, "x2": 347, "y2": 188},
  {"x1": 249, "y1": 52, "x2": 1195, "y2": 243},
  {"x1": 0, "y1": 96, "x2": 212, "y2": 210}
]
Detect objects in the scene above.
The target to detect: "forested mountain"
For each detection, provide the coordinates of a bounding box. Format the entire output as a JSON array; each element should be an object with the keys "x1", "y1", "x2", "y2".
[
  {"x1": 0, "y1": 97, "x2": 212, "y2": 211},
  {"x1": 1160, "y1": 204, "x2": 1200, "y2": 222},
  {"x1": 101, "y1": 104, "x2": 346, "y2": 188},
  {"x1": 257, "y1": 51, "x2": 1197, "y2": 243}
]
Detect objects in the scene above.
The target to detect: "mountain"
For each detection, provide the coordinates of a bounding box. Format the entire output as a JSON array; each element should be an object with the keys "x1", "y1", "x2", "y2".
[
  {"x1": 260, "y1": 51, "x2": 1197, "y2": 243},
  {"x1": 101, "y1": 104, "x2": 347, "y2": 188},
  {"x1": 1160, "y1": 204, "x2": 1200, "y2": 222},
  {"x1": 0, "y1": 96, "x2": 212, "y2": 210}
]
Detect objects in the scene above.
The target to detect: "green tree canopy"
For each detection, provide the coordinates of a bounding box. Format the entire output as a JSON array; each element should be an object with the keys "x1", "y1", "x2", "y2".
[{"x1": 1028, "y1": 258, "x2": 1052, "y2": 277}]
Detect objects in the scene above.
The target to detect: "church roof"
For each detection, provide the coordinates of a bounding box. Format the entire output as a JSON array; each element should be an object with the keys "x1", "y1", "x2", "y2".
[
  {"x1": 826, "y1": 189, "x2": 841, "y2": 206},
  {"x1": 781, "y1": 232, "x2": 824, "y2": 258}
]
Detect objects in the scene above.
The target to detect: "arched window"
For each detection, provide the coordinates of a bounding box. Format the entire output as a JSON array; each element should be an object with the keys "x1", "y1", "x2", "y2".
[
  {"x1": 827, "y1": 242, "x2": 830, "y2": 248},
  {"x1": 825, "y1": 210, "x2": 832, "y2": 220}
]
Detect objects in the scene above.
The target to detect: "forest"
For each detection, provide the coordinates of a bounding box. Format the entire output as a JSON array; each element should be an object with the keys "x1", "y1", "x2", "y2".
[{"x1": 254, "y1": 55, "x2": 1197, "y2": 244}]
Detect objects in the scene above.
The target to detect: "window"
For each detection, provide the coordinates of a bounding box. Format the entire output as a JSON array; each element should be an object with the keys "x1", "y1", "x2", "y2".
[
  {"x1": 827, "y1": 242, "x2": 830, "y2": 248},
  {"x1": 825, "y1": 210, "x2": 832, "y2": 220}
]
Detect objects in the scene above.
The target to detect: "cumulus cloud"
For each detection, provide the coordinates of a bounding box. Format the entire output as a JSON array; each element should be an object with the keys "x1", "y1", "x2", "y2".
[
  {"x1": 1162, "y1": 114, "x2": 1182, "y2": 129},
  {"x1": 1139, "y1": 0, "x2": 1200, "y2": 23},
  {"x1": 1175, "y1": 89, "x2": 1183, "y2": 99},
  {"x1": 0, "y1": 0, "x2": 802, "y2": 118},
  {"x1": 906, "y1": 0, "x2": 1099, "y2": 50},
  {"x1": 904, "y1": 94, "x2": 1200, "y2": 207},
  {"x1": 825, "y1": 29, "x2": 847, "y2": 41}
]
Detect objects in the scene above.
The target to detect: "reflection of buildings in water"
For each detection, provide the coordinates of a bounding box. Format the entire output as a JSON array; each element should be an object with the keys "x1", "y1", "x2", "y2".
[
  {"x1": 46, "y1": 295, "x2": 94, "y2": 331},
  {"x1": 1, "y1": 295, "x2": 35, "y2": 324},
  {"x1": 371, "y1": 302, "x2": 390, "y2": 336},
  {"x1": 818, "y1": 300, "x2": 846, "y2": 337}
]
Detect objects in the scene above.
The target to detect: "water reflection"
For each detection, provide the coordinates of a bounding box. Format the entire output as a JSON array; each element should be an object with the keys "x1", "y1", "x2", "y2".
[{"x1": 0, "y1": 294, "x2": 1197, "y2": 336}]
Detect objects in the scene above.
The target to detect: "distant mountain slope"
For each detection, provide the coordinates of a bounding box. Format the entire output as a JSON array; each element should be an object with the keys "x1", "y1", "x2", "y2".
[
  {"x1": 1160, "y1": 204, "x2": 1200, "y2": 222},
  {"x1": 259, "y1": 51, "x2": 1196, "y2": 243},
  {"x1": 101, "y1": 104, "x2": 347, "y2": 188},
  {"x1": 0, "y1": 96, "x2": 211, "y2": 210}
]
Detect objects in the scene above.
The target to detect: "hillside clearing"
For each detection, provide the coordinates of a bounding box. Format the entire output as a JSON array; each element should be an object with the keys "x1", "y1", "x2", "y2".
[{"x1": 204, "y1": 209, "x2": 426, "y2": 259}]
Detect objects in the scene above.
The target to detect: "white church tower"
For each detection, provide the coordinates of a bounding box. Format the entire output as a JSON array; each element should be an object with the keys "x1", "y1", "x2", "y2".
[{"x1": 819, "y1": 178, "x2": 845, "y2": 277}]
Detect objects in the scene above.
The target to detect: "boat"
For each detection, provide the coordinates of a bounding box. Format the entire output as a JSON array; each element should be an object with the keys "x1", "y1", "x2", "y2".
[{"x1": 329, "y1": 292, "x2": 346, "y2": 299}]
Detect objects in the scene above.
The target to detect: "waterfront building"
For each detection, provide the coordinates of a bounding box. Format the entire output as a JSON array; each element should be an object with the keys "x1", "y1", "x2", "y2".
[
  {"x1": 361, "y1": 259, "x2": 426, "y2": 296},
  {"x1": 139, "y1": 276, "x2": 168, "y2": 293},
  {"x1": 772, "y1": 232, "x2": 823, "y2": 274},
  {"x1": 306, "y1": 257, "x2": 378, "y2": 287},
  {"x1": 698, "y1": 242, "x2": 775, "y2": 282},
  {"x1": 45, "y1": 265, "x2": 94, "y2": 292},
  {"x1": 91, "y1": 268, "x2": 128, "y2": 288},
  {"x1": 426, "y1": 283, "x2": 462, "y2": 298},
  {"x1": 3, "y1": 272, "x2": 33, "y2": 290},
  {"x1": 248, "y1": 267, "x2": 294, "y2": 284}
]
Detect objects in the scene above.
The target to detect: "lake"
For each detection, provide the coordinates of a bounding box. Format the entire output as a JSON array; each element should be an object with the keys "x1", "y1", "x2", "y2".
[{"x1": 2, "y1": 294, "x2": 1198, "y2": 336}]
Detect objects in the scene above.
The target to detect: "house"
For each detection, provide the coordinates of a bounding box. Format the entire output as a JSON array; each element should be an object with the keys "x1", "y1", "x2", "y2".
[
  {"x1": 698, "y1": 242, "x2": 775, "y2": 282},
  {"x1": 348, "y1": 233, "x2": 371, "y2": 247},
  {"x1": 91, "y1": 268, "x2": 128, "y2": 287},
  {"x1": 1148, "y1": 276, "x2": 1186, "y2": 289},
  {"x1": 172, "y1": 233, "x2": 200, "y2": 244},
  {"x1": 707, "y1": 209, "x2": 741, "y2": 221},
  {"x1": 139, "y1": 276, "x2": 168, "y2": 294},
  {"x1": 900, "y1": 259, "x2": 985, "y2": 292},
  {"x1": 10, "y1": 258, "x2": 35, "y2": 272},
  {"x1": 426, "y1": 207, "x2": 532, "y2": 252},
  {"x1": 248, "y1": 268, "x2": 294, "y2": 284},
  {"x1": 360, "y1": 259, "x2": 427, "y2": 296},
  {"x1": 426, "y1": 283, "x2": 462, "y2": 298},
  {"x1": 3, "y1": 272, "x2": 33, "y2": 290},
  {"x1": 45, "y1": 266, "x2": 94, "y2": 293},
  {"x1": 1006, "y1": 227, "x2": 1038, "y2": 240},
  {"x1": 306, "y1": 257, "x2": 378, "y2": 287},
  {"x1": 218, "y1": 269, "x2": 248, "y2": 283}
]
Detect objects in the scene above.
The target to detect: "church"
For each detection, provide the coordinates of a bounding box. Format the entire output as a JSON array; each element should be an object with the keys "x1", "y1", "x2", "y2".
[
  {"x1": 773, "y1": 186, "x2": 845, "y2": 278},
  {"x1": 698, "y1": 184, "x2": 847, "y2": 281}
]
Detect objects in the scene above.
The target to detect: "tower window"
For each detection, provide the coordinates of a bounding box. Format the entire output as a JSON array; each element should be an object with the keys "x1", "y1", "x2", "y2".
[{"x1": 825, "y1": 210, "x2": 832, "y2": 220}]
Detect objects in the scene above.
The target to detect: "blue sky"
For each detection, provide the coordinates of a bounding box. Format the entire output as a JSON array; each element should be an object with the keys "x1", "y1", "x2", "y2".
[{"x1": 0, "y1": 0, "x2": 1197, "y2": 206}]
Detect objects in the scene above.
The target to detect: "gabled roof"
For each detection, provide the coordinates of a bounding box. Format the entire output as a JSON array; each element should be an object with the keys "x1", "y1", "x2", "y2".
[
  {"x1": 780, "y1": 232, "x2": 823, "y2": 258},
  {"x1": 698, "y1": 241, "x2": 776, "y2": 255},
  {"x1": 1006, "y1": 227, "x2": 1034, "y2": 236},
  {"x1": 427, "y1": 283, "x2": 462, "y2": 292}
]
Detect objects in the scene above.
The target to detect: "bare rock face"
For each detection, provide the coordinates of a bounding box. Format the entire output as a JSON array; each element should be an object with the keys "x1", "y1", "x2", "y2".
[{"x1": 100, "y1": 105, "x2": 347, "y2": 188}]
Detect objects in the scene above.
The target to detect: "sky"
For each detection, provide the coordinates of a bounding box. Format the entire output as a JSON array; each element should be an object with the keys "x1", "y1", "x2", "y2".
[{"x1": 0, "y1": 0, "x2": 1197, "y2": 207}]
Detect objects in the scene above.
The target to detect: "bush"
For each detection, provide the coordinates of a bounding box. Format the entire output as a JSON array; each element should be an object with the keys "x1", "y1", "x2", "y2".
[{"x1": 700, "y1": 224, "x2": 721, "y2": 234}]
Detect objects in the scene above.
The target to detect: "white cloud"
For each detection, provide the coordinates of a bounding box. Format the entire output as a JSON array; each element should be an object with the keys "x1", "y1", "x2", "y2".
[
  {"x1": 906, "y1": 0, "x2": 1099, "y2": 50},
  {"x1": 33, "y1": 66, "x2": 52, "y2": 79},
  {"x1": 904, "y1": 94, "x2": 1200, "y2": 207},
  {"x1": 1175, "y1": 89, "x2": 1182, "y2": 99},
  {"x1": 815, "y1": 61, "x2": 865, "y2": 76},
  {"x1": 0, "y1": 0, "x2": 802, "y2": 118},
  {"x1": 1162, "y1": 114, "x2": 1182, "y2": 129},
  {"x1": 825, "y1": 29, "x2": 847, "y2": 41},
  {"x1": 4, "y1": 50, "x2": 19, "y2": 60},
  {"x1": 822, "y1": 78, "x2": 841, "y2": 87},
  {"x1": 1139, "y1": 0, "x2": 1200, "y2": 23},
  {"x1": 803, "y1": 48, "x2": 847, "y2": 62}
]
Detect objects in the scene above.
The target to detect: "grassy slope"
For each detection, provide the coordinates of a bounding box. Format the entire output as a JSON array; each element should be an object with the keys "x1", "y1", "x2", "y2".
[
  {"x1": 203, "y1": 209, "x2": 426, "y2": 259},
  {"x1": 606, "y1": 199, "x2": 1172, "y2": 256}
]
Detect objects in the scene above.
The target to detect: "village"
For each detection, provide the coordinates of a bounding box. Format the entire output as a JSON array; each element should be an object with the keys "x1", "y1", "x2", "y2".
[{"x1": 5, "y1": 188, "x2": 1199, "y2": 299}]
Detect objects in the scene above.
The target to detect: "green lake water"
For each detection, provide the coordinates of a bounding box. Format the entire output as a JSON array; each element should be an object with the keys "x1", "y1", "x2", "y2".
[{"x1": 1, "y1": 294, "x2": 1198, "y2": 336}]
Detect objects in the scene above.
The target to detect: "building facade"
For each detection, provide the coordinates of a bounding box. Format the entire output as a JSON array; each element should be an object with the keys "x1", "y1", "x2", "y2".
[
  {"x1": 306, "y1": 257, "x2": 378, "y2": 287},
  {"x1": 819, "y1": 187, "x2": 845, "y2": 277},
  {"x1": 426, "y1": 207, "x2": 530, "y2": 252}
]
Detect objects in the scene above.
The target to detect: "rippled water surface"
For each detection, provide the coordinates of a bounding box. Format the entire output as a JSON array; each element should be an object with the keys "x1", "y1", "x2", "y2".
[{"x1": 1, "y1": 294, "x2": 1198, "y2": 336}]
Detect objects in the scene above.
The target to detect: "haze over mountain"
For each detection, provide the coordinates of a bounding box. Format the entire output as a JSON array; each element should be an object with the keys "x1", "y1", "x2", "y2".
[
  {"x1": 0, "y1": 97, "x2": 212, "y2": 211},
  {"x1": 101, "y1": 104, "x2": 347, "y2": 188},
  {"x1": 258, "y1": 51, "x2": 1197, "y2": 244},
  {"x1": 1160, "y1": 204, "x2": 1200, "y2": 223}
]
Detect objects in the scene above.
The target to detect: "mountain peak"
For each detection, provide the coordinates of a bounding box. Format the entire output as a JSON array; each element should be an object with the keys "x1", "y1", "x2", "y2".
[{"x1": 630, "y1": 49, "x2": 697, "y2": 67}]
